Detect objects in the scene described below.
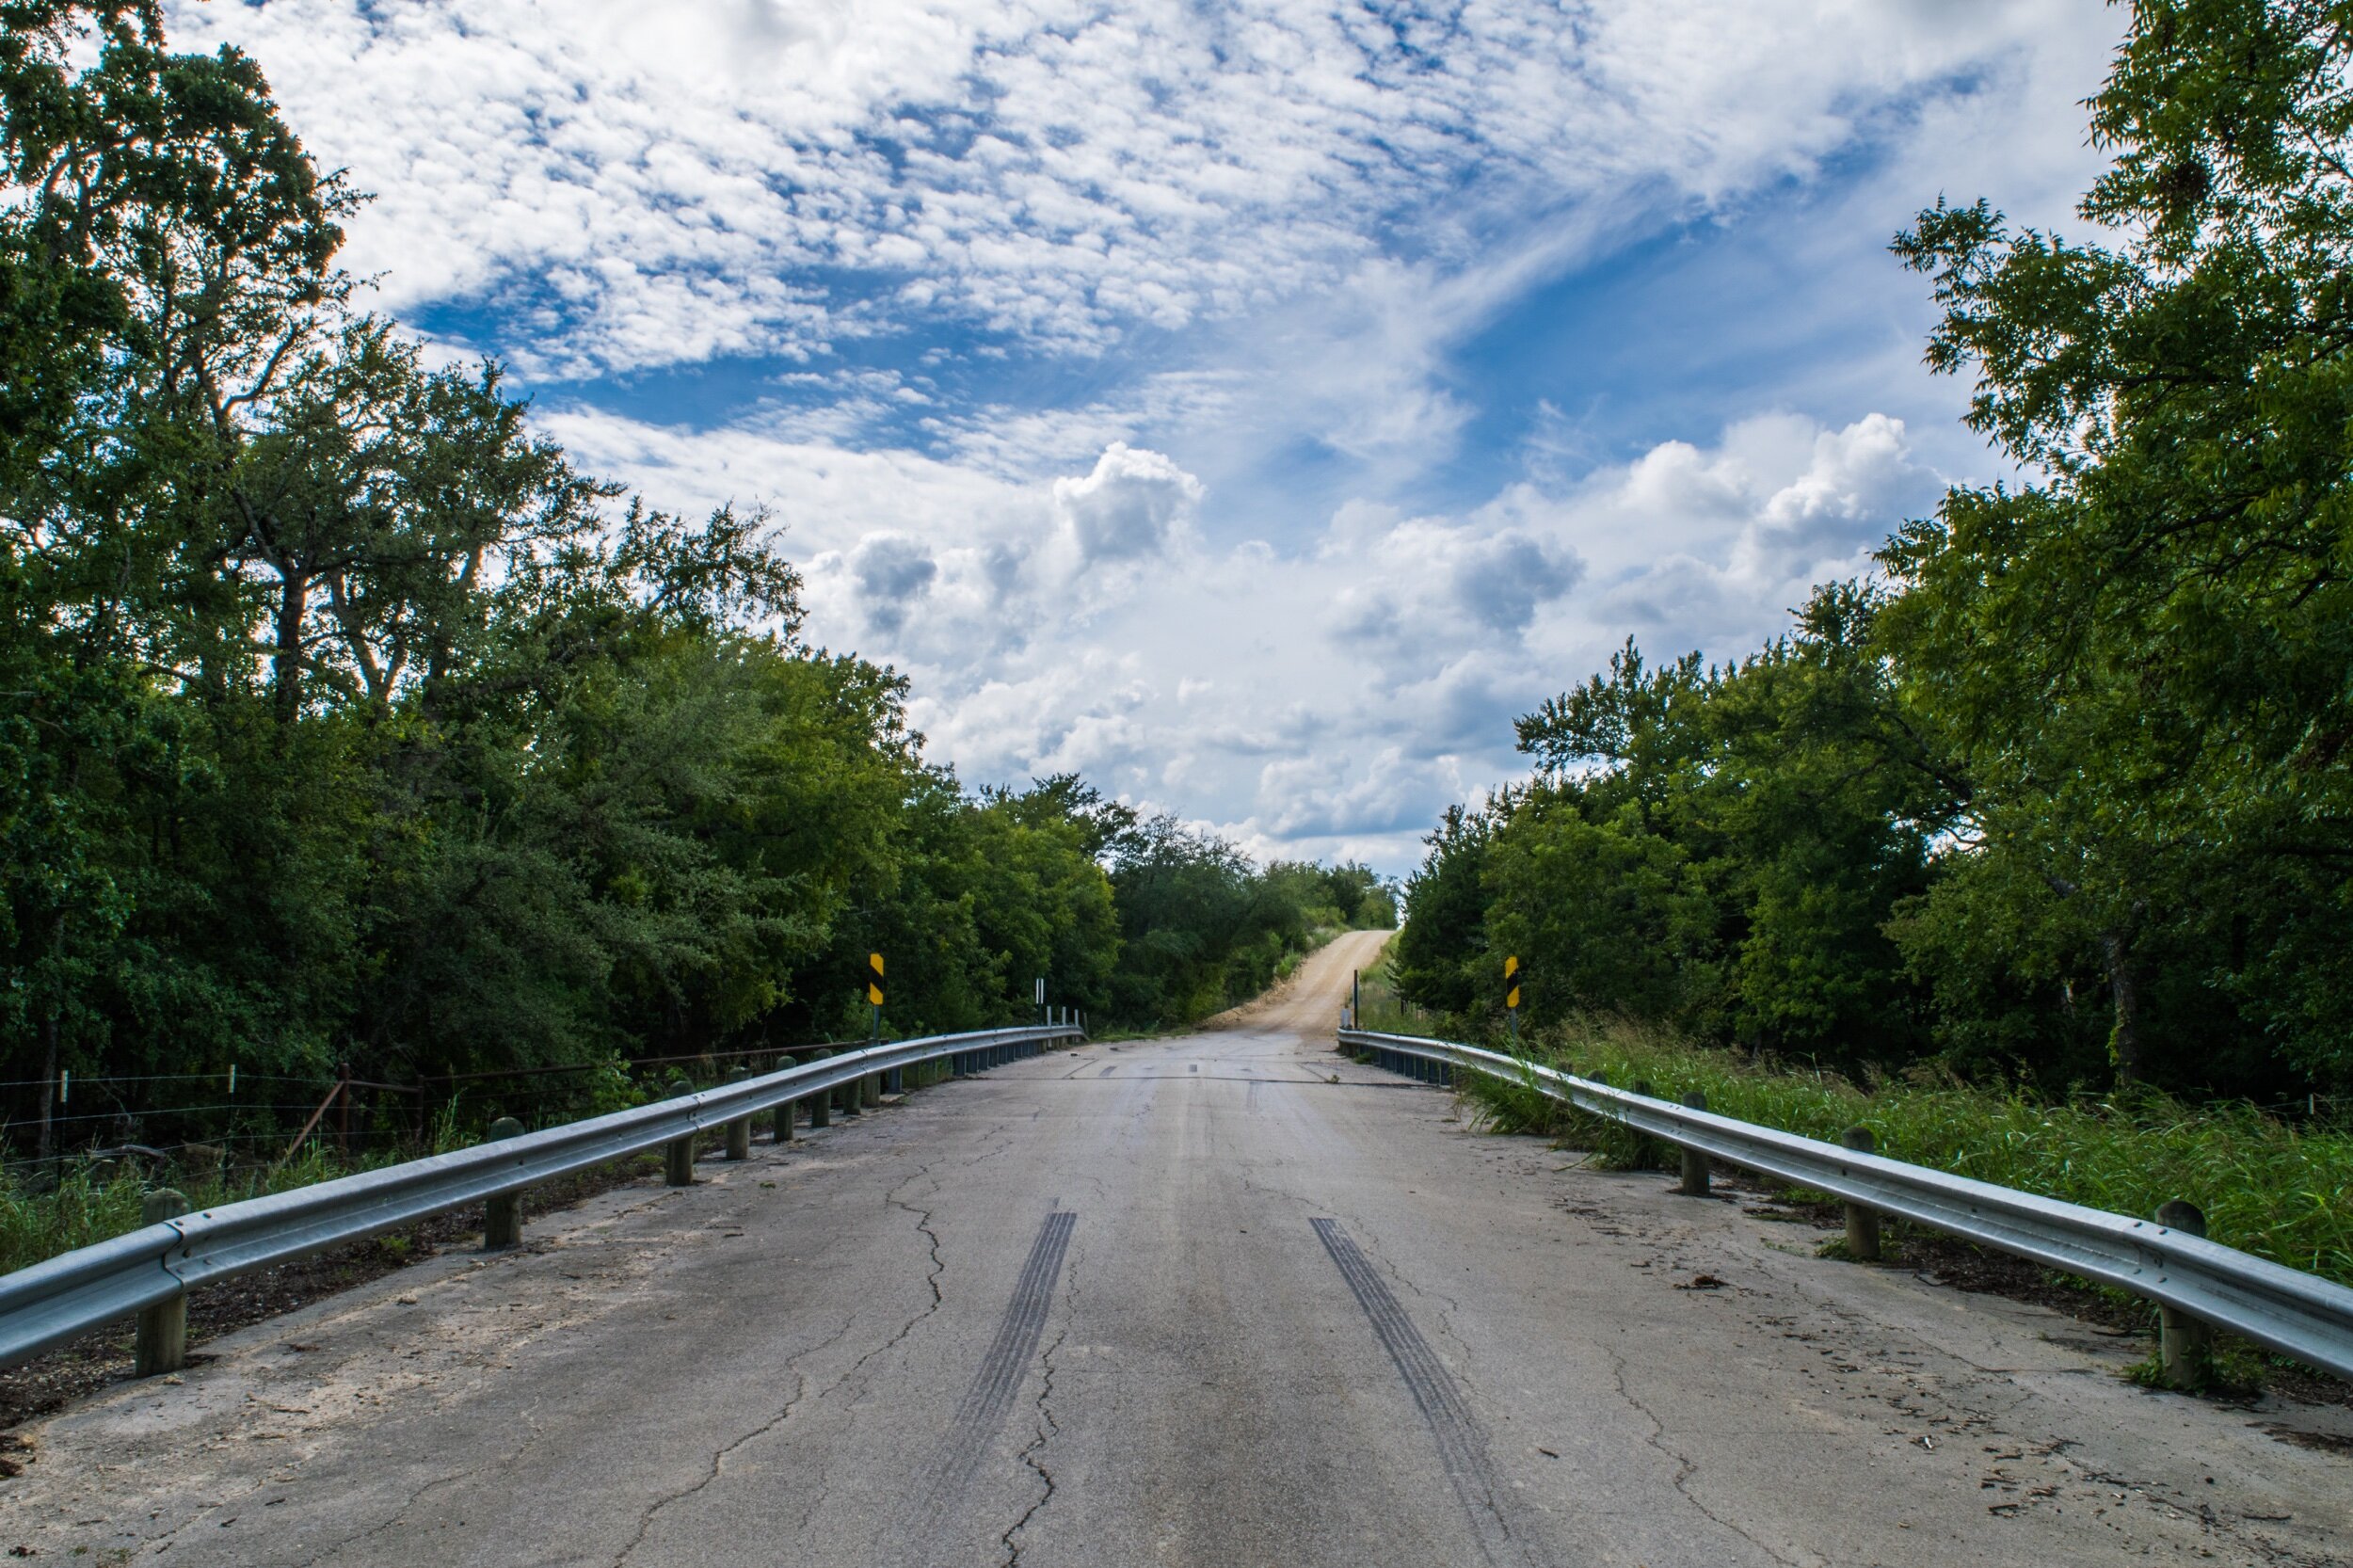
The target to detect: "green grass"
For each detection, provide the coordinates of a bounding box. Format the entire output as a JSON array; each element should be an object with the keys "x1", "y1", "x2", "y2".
[
  {"x1": 0, "y1": 1096, "x2": 509, "y2": 1278},
  {"x1": 1449, "y1": 1014, "x2": 2353, "y2": 1290},
  {"x1": 0, "y1": 1045, "x2": 1100, "y2": 1279},
  {"x1": 0, "y1": 1143, "x2": 400, "y2": 1279}
]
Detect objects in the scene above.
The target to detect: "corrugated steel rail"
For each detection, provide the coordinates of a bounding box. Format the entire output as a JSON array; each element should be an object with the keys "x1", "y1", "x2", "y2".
[
  {"x1": 0, "y1": 1025, "x2": 1080, "y2": 1368},
  {"x1": 1339, "y1": 1027, "x2": 2353, "y2": 1381}
]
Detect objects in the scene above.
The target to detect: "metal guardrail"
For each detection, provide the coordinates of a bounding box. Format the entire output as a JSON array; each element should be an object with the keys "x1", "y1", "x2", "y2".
[
  {"x1": 0, "y1": 1025, "x2": 1081, "y2": 1369},
  {"x1": 1339, "y1": 1027, "x2": 2353, "y2": 1381}
]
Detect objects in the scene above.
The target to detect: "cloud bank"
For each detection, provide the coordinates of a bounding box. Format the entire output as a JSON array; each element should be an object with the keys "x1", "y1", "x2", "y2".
[
  {"x1": 168, "y1": 1, "x2": 2122, "y2": 869},
  {"x1": 549, "y1": 406, "x2": 1935, "y2": 866}
]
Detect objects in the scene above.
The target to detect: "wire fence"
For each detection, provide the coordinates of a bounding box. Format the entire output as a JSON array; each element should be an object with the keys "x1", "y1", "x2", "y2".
[{"x1": 0, "y1": 1036, "x2": 915, "y2": 1182}]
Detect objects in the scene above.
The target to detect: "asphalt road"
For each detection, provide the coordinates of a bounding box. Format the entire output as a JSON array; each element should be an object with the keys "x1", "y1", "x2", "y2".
[{"x1": 10, "y1": 929, "x2": 2351, "y2": 1565}]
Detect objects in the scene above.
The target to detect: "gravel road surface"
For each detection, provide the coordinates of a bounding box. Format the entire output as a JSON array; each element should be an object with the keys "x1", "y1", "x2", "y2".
[{"x1": 7, "y1": 929, "x2": 2348, "y2": 1565}]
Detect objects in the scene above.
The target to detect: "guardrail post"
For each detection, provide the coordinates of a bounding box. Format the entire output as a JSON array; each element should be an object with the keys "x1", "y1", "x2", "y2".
[
  {"x1": 862, "y1": 1067, "x2": 881, "y2": 1109},
  {"x1": 723, "y1": 1068, "x2": 753, "y2": 1160},
  {"x1": 886, "y1": 1065, "x2": 904, "y2": 1095},
  {"x1": 1839, "y1": 1127, "x2": 1881, "y2": 1261},
  {"x1": 1677, "y1": 1093, "x2": 1711, "y2": 1196},
  {"x1": 808, "y1": 1049, "x2": 832, "y2": 1127},
  {"x1": 839, "y1": 1053, "x2": 862, "y2": 1117},
  {"x1": 2156, "y1": 1199, "x2": 2213, "y2": 1389},
  {"x1": 774, "y1": 1070, "x2": 797, "y2": 1143},
  {"x1": 483, "y1": 1117, "x2": 525, "y2": 1251},
  {"x1": 135, "y1": 1189, "x2": 190, "y2": 1376},
  {"x1": 664, "y1": 1078, "x2": 697, "y2": 1186}
]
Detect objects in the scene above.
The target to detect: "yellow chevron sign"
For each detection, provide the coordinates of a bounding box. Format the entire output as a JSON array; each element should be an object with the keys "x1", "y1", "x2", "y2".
[
  {"x1": 1504, "y1": 954, "x2": 1522, "y2": 1012},
  {"x1": 868, "y1": 952, "x2": 886, "y2": 1007}
]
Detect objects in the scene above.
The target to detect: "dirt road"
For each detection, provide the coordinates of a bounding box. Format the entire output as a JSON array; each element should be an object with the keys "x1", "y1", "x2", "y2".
[{"x1": 7, "y1": 940, "x2": 2348, "y2": 1565}]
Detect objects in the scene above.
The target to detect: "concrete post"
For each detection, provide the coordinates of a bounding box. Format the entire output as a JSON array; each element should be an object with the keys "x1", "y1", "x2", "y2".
[
  {"x1": 2156, "y1": 1199, "x2": 2212, "y2": 1388},
  {"x1": 775, "y1": 1072, "x2": 797, "y2": 1144},
  {"x1": 1677, "y1": 1092, "x2": 1711, "y2": 1196},
  {"x1": 723, "y1": 1067, "x2": 752, "y2": 1161},
  {"x1": 1840, "y1": 1126, "x2": 1881, "y2": 1261},
  {"x1": 808, "y1": 1049, "x2": 832, "y2": 1127},
  {"x1": 135, "y1": 1189, "x2": 190, "y2": 1377},
  {"x1": 483, "y1": 1116, "x2": 525, "y2": 1251},
  {"x1": 664, "y1": 1077, "x2": 697, "y2": 1186}
]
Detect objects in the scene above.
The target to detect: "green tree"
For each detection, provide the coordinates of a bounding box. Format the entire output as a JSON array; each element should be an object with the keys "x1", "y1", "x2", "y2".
[{"x1": 1882, "y1": 0, "x2": 2353, "y2": 1089}]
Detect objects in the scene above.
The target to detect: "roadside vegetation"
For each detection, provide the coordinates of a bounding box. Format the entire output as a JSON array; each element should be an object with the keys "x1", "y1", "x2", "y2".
[
  {"x1": 0, "y1": 2, "x2": 1395, "y2": 1225},
  {"x1": 1453, "y1": 1013, "x2": 2353, "y2": 1293},
  {"x1": 1395, "y1": 6, "x2": 2353, "y2": 1124},
  {"x1": 1378, "y1": 7, "x2": 2353, "y2": 1370}
]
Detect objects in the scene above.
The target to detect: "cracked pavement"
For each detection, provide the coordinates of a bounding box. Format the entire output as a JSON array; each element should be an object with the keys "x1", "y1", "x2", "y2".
[{"x1": 8, "y1": 928, "x2": 2351, "y2": 1564}]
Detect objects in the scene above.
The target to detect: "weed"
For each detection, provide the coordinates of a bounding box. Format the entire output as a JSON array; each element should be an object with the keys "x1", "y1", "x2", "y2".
[{"x1": 1446, "y1": 1013, "x2": 2353, "y2": 1290}]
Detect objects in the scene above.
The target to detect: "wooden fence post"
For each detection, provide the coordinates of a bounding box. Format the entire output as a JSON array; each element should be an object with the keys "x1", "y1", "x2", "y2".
[
  {"x1": 483, "y1": 1116, "x2": 524, "y2": 1250},
  {"x1": 135, "y1": 1189, "x2": 190, "y2": 1376},
  {"x1": 775, "y1": 1053, "x2": 797, "y2": 1144},
  {"x1": 808, "y1": 1050, "x2": 832, "y2": 1128},
  {"x1": 2157, "y1": 1199, "x2": 2213, "y2": 1389},
  {"x1": 724, "y1": 1067, "x2": 752, "y2": 1161},
  {"x1": 1677, "y1": 1093, "x2": 1711, "y2": 1196},
  {"x1": 664, "y1": 1077, "x2": 697, "y2": 1186},
  {"x1": 1840, "y1": 1127, "x2": 1881, "y2": 1261}
]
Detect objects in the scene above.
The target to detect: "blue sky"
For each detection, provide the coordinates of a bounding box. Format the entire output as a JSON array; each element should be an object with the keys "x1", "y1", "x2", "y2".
[{"x1": 172, "y1": 0, "x2": 2123, "y2": 872}]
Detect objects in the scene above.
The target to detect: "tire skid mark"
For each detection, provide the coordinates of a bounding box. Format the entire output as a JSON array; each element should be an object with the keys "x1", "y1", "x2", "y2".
[
  {"x1": 1310, "y1": 1216, "x2": 1534, "y2": 1567},
  {"x1": 899, "y1": 1211, "x2": 1078, "y2": 1560}
]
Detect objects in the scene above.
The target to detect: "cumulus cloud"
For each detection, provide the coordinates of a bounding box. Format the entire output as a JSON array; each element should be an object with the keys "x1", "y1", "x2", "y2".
[
  {"x1": 1323, "y1": 504, "x2": 1582, "y2": 674},
  {"x1": 848, "y1": 535, "x2": 938, "y2": 634},
  {"x1": 550, "y1": 403, "x2": 1932, "y2": 869},
  {"x1": 1255, "y1": 748, "x2": 1469, "y2": 840},
  {"x1": 1547, "y1": 411, "x2": 1926, "y2": 651},
  {"x1": 1052, "y1": 442, "x2": 1203, "y2": 566}
]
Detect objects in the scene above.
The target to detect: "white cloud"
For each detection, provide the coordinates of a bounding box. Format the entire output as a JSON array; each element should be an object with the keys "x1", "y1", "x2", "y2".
[
  {"x1": 170, "y1": 0, "x2": 2116, "y2": 381},
  {"x1": 1545, "y1": 410, "x2": 1926, "y2": 651},
  {"x1": 1052, "y1": 442, "x2": 1203, "y2": 565},
  {"x1": 147, "y1": 0, "x2": 2121, "y2": 869},
  {"x1": 847, "y1": 535, "x2": 939, "y2": 635},
  {"x1": 552, "y1": 407, "x2": 1931, "y2": 869}
]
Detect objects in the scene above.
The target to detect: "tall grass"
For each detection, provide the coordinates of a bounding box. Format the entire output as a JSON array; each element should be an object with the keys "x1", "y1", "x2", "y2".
[
  {"x1": 1352, "y1": 936, "x2": 1434, "y2": 1033},
  {"x1": 0, "y1": 1097, "x2": 490, "y2": 1279},
  {"x1": 1453, "y1": 1014, "x2": 2353, "y2": 1289}
]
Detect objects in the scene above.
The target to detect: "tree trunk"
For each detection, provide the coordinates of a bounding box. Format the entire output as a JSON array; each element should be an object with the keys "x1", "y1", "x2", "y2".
[
  {"x1": 2099, "y1": 927, "x2": 2145, "y2": 1085},
  {"x1": 272, "y1": 571, "x2": 309, "y2": 725}
]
